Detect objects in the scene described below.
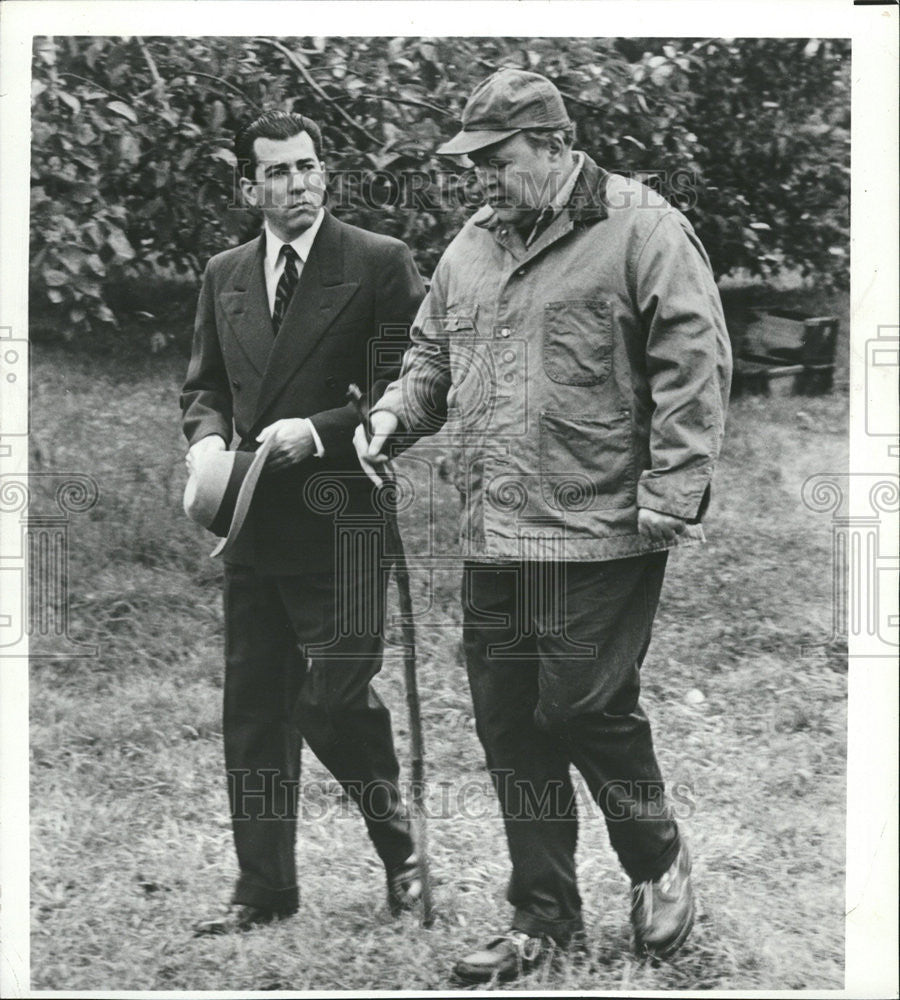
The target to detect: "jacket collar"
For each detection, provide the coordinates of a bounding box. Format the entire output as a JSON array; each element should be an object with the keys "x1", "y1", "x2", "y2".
[
  {"x1": 220, "y1": 211, "x2": 359, "y2": 431},
  {"x1": 566, "y1": 152, "x2": 610, "y2": 225},
  {"x1": 230, "y1": 209, "x2": 346, "y2": 291},
  {"x1": 251, "y1": 210, "x2": 357, "y2": 429}
]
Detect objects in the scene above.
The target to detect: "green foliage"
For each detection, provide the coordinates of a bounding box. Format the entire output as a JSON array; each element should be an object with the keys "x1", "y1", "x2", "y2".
[
  {"x1": 670, "y1": 38, "x2": 851, "y2": 284},
  {"x1": 30, "y1": 36, "x2": 850, "y2": 338}
]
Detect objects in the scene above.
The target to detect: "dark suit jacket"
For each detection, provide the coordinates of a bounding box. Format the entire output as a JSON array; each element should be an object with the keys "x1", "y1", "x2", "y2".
[{"x1": 181, "y1": 211, "x2": 426, "y2": 573}]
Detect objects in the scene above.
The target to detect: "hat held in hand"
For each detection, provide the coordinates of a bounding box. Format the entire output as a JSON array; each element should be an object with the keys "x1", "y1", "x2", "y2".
[
  {"x1": 183, "y1": 436, "x2": 274, "y2": 558},
  {"x1": 437, "y1": 67, "x2": 572, "y2": 157}
]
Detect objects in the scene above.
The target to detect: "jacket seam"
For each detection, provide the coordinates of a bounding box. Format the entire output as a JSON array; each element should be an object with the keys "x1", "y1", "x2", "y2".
[{"x1": 627, "y1": 209, "x2": 678, "y2": 306}]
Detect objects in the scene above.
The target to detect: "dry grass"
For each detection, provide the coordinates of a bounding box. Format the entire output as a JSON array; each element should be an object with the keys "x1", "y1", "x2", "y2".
[{"x1": 29, "y1": 288, "x2": 848, "y2": 991}]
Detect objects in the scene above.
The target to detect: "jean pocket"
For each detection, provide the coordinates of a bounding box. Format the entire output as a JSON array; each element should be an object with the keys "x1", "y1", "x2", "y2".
[
  {"x1": 543, "y1": 299, "x2": 612, "y2": 386},
  {"x1": 539, "y1": 409, "x2": 634, "y2": 511}
]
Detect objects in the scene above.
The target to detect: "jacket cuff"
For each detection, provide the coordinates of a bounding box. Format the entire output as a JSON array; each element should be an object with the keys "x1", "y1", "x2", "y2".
[
  {"x1": 187, "y1": 423, "x2": 230, "y2": 449},
  {"x1": 307, "y1": 402, "x2": 357, "y2": 460},
  {"x1": 637, "y1": 472, "x2": 712, "y2": 521},
  {"x1": 368, "y1": 384, "x2": 410, "y2": 425}
]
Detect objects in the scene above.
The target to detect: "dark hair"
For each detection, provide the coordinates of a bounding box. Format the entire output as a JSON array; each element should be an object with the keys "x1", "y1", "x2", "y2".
[{"x1": 234, "y1": 110, "x2": 324, "y2": 181}]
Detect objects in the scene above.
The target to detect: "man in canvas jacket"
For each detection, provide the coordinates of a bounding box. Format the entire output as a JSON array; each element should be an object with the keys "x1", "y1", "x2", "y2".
[{"x1": 359, "y1": 69, "x2": 732, "y2": 982}]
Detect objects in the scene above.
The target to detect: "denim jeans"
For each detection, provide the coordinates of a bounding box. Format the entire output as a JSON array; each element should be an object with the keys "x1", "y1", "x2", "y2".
[{"x1": 462, "y1": 552, "x2": 680, "y2": 943}]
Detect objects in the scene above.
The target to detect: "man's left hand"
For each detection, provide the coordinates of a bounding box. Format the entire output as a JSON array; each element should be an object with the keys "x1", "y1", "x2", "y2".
[
  {"x1": 256, "y1": 418, "x2": 315, "y2": 471},
  {"x1": 637, "y1": 508, "x2": 687, "y2": 543}
]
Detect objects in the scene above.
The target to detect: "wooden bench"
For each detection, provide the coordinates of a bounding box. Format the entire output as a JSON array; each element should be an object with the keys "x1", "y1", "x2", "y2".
[{"x1": 732, "y1": 309, "x2": 839, "y2": 396}]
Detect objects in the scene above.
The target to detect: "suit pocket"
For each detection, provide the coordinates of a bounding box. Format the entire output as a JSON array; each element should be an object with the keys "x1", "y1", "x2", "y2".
[
  {"x1": 539, "y1": 409, "x2": 634, "y2": 511},
  {"x1": 543, "y1": 299, "x2": 612, "y2": 386}
]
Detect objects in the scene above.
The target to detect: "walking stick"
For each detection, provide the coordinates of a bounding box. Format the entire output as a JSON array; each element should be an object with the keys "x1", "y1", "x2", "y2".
[{"x1": 348, "y1": 385, "x2": 435, "y2": 927}]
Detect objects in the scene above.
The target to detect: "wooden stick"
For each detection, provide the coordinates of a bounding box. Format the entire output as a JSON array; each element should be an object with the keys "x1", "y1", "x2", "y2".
[{"x1": 348, "y1": 385, "x2": 435, "y2": 927}]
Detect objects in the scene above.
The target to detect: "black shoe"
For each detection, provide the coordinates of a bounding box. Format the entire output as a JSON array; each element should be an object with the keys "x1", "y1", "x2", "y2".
[
  {"x1": 452, "y1": 930, "x2": 557, "y2": 984},
  {"x1": 630, "y1": 842, "x2": 695, "y2": 958},
  {"x1": 193, "y1": 904, "x2": 293, "y2": 937},
  {"x1": 386, "y1": 853, "x2": 422, "y2": 916}
]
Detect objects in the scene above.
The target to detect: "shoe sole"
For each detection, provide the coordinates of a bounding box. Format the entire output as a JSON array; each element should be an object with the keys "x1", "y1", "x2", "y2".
[
  {"x1": 193, "y1": 909, "x2": 294, "y2": 937},
  {"x1": 634, "y1": 898, "x2": 695, "y2": 960},
  {"x1": 193, "y1": 923, "x2": 229, "y2": 938},
  {"x1": 452, "y1": 948, "x2": 570, "y2": 985},
  {"x1": 451, "y1": 963, "x2": 530, "y2": 985}
]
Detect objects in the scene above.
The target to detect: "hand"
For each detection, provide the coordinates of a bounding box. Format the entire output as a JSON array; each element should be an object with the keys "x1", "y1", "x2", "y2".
[
  {"x1": 353, "y1": 424, "x2": 383, "y2": 486},
  {"x1": 353, "y1": 411, "x2": 399, "y2": 486},
  {"x1": 186, "y1": 434, "x2": 226, "y2": 472},
  {"x1": 256, "y1": 418, "x2": 315, "y2": 471},
  {"x1": 637, "y1": 508, "x2": 688, "y2": 543}
]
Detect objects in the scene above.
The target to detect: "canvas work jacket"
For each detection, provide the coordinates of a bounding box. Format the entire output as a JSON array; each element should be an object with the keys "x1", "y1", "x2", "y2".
[{"x1": 373, "y1": 154, "x2": 733, "y2": 562}]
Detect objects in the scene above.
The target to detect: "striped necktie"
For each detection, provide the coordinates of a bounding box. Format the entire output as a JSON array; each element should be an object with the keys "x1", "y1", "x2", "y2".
[{"x1": 272, "y1": 244, "x2": 299, "y2": 335}]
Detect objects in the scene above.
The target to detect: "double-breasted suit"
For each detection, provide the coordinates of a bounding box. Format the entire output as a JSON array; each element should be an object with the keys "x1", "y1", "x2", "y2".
[{"x1": 181, "y1": 209, "x2": 426, "y2": 914}]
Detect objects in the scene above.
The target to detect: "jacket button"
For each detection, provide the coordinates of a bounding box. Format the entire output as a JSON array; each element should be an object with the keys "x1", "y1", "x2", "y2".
[
  {"x1": 230, "y1": 378, "x2": 241, "y2": 389},
  {"x1": 499, "y1": 327, "x2": 510, "y2": 338},
  {"x1": 517, "y1": 267, "x2": 526, "y2": 276}
]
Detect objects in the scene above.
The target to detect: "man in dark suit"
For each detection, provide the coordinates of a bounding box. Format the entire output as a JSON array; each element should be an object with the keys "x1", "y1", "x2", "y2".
[{"x1": 181, "y1": 110, "x2": 426, "y2": 934}]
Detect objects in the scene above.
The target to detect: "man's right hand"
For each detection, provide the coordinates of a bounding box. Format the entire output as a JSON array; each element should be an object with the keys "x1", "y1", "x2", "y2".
[
  {"x1": 186, "y1": 434, "x2": 226, "y2": 472},
  {"x1": 353, "y1": 410, "x2": 399, "y2": 486}
]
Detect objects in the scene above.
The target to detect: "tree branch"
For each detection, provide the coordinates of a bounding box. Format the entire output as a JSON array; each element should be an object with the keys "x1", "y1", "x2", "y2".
[
  {"x1": 254, "y1": 37, "x2": 383, "y2": 145},
  {"x1": 58, "y1": 72, "x2": 179, "y2": 127},
  {"x1": 340, "y1": 93, "x2": 453, "y2": 118},
  {"x1": 58, "y1": 72, "x2": 130, "y2": 106},
  {"x1": 134, "y1": 37, "x2": 173, "y2": 115},
  {"x1": 176, "y1": 70, "x2": 262, "y2": 111}
]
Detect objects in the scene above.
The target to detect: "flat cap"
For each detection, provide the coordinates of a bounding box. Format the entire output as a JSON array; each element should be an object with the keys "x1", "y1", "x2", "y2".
[{"x1": 437, "y1": 68, "x2": 572, "y2": 156}]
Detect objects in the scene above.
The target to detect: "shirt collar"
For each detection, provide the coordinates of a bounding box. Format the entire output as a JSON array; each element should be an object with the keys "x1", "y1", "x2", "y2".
[
  {"x1": 525, "y1": 151, "x2": 585, "y2": 246},
  {"x1": 264, "y1": 208, "x2": 325, "y2": 268}
]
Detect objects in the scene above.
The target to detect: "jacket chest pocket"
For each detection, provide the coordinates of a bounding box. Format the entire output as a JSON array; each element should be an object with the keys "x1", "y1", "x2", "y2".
[
  {"x1": 447, "y1": 315, "x2": 495, "y2": 408},
  {"x1": 543, "y1": 299, "x2": 612, "y2": 386}
]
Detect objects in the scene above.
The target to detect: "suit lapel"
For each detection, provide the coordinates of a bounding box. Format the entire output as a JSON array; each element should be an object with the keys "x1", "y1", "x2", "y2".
[
  {"x1": 252, "y1": 212, "x2": 359, "y2": 427},
  {"x1": 221, "y1": 236, "x2": 272, "y2": 377}
]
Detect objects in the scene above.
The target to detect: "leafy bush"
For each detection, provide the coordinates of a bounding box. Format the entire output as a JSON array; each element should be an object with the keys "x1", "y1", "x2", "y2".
[{"x1": 30, "y1": 36, "x2": 850, "y2": 339}]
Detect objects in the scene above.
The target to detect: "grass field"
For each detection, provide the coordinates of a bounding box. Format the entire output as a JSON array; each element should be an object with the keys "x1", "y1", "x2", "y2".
[{"x1": 28, "y1": 286, "x2": 849, "y2": 991}]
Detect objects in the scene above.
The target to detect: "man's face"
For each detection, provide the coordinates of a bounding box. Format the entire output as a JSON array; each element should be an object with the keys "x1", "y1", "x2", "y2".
[
  {"x1": 469, "y1": 133, "x2": 561, "y2": 226},
  {"x1": 240, "y1": 131, "x2": 326, "y2": 242}
]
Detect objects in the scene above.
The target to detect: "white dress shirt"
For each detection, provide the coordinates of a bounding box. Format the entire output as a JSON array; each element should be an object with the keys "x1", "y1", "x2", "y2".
[
  {"x1": 262, "y1": 210, "x2": 326, "y2": 457},
  {"x1": 262, "y1": 209, "x2": 325, "y2": 313}
]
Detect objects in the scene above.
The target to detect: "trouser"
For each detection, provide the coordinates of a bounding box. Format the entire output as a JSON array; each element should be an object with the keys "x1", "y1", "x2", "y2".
[
  {"x1": 462, "y1": 553, "x2": 680, "y2": 944},
  {"x1": 222, "y1": 561, "x2": 414, "y2": 913}
]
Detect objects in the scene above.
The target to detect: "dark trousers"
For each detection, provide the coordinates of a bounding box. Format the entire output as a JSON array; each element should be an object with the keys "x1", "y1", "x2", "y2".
[
  {"x1": 223, "y1": 561, "x2": 413, "y2": 913},
  {"x1": 462, "y1": 553, "x2": 680, "y2": 943}
]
